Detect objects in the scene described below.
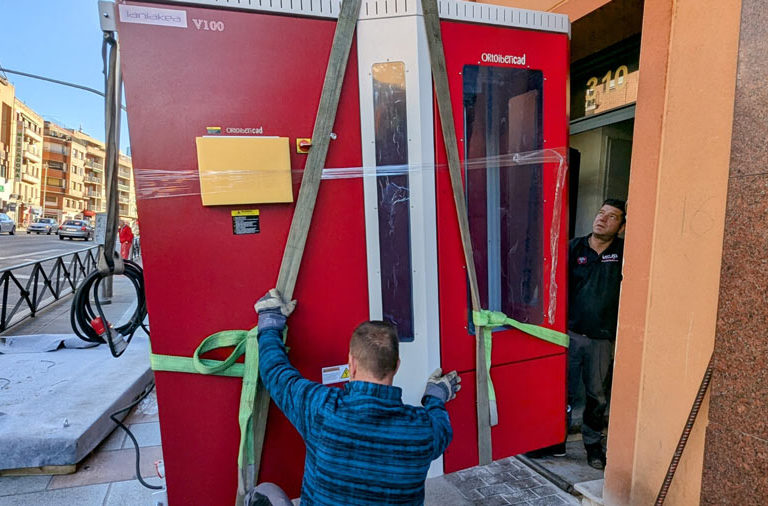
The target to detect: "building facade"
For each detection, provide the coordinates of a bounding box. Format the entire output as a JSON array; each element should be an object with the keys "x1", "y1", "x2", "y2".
[
  {"x1": 73, "y1": 130, "x2": 107, "y2": 219},
  {"x1": 42, "y1": 122, "x2": 137, "y2": 225},
  {"x1": 12, "y1": 99, "x2": 44, "y2": 226},
  {"x1": 117, "y1": 153, "x2": 138, "y2": 222},
  {"x1": 0, "y1": 77, "x2": 15, "y2": 214}
]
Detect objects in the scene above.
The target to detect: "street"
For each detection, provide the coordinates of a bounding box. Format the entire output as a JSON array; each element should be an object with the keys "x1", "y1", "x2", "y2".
[{"x1": 0, "y1": 232, "x2": 96, "y2": 271}]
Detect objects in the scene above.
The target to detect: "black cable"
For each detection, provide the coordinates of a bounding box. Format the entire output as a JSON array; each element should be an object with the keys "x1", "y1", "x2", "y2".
[
  {"x1": 70, "y1": 259, "x2": 148, "y2": 357},
  {"x1": 109, "y1": 383, "x2": 164, "y2": 490}
]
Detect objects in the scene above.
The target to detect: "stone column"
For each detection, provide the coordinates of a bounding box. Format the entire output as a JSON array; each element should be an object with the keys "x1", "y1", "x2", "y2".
[{"x1": 701, "y1": 0, "x2": 768, "y2": 502}]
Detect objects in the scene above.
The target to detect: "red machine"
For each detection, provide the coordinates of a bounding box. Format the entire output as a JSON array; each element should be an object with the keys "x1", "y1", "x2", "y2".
[{"x1": 116, "y1": 0, "x2": 569, "y2": 502}]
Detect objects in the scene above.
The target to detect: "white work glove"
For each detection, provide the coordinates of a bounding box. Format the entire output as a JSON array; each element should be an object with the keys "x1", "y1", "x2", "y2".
[
  {"x1": 254, "y1": 288, "x2": 296, "y2": 333},
  {"x1": 423, "y1": 368, "x2": 461, "y2": 403}
]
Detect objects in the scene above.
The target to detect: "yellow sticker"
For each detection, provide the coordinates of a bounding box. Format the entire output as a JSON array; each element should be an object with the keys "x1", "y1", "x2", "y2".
[
  {"x1": 231, "y1": 209, "x2": 260, "y2": 217},
  {"x1": 341, "y1": 368, "x2": 350, "y2": 379}
]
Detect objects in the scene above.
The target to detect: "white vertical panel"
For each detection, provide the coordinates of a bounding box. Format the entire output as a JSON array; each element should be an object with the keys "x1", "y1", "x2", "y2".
[{"x1": 357, "y1": 12, "x2": 442, "y2": 477}]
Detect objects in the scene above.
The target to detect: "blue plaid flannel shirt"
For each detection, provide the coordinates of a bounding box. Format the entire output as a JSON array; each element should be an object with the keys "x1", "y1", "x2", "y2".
[{"x1": 258, "y1": 328, "x2": 453, "y2": 505}]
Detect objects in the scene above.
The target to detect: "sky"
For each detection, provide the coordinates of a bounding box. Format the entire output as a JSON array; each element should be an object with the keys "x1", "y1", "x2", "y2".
[{"x1": 0, "y1": 0, "x2": 131, "y2": 152}]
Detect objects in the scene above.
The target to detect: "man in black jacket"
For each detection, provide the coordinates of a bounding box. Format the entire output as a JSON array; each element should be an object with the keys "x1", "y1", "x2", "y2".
[{"x1": 567, "y1": 198, "x2": 626, "y2": 470}]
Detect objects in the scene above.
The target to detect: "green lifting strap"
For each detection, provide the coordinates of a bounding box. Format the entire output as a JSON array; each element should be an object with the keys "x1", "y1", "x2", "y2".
[
  {"x1": 472, "y1": 310, "x2": 569, "y2": 426},
  {"x1": 148, "y1": 327, "x2": 270, "y2": 481}
]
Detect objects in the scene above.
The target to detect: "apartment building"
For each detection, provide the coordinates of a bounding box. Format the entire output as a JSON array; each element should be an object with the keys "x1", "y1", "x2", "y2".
[
  {"x1": 12, "y1": 99, "x2": 44, "y2": 226},
  {"x1": 0, "y1": 77, "x2": 15, "y2": 214},
  {"x1": 42, "y1": 121, "x2": 88, "y2": 221},
  {"x1": 117, "y1": 153, "x2": 137, "y2": 222},
  {"x1": 72, "y1": 130, "x2": 107, "y2": 219}
]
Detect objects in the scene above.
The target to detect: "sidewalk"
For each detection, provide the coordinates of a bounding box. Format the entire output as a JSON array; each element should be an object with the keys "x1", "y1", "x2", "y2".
[
  {"x1": 0, "y1": 275, "x2": 162, "y2": 505},
  {"x1": 0, "y1": 279, "x2": 582, "y2": 506}
]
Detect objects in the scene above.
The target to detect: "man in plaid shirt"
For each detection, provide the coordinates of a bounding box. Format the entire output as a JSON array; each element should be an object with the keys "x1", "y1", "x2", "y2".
[{"x1": 251, "y1": 289, "x2": 460, "y2": 505}]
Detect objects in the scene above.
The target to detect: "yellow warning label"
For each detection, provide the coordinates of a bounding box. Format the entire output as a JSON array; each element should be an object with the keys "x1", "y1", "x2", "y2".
[
  {"x1": 231, "y1": 209, "x2": 260, "y2": 217},
  {"x1": 322, "y1": 363, "x2": 351, "y2": 385}
]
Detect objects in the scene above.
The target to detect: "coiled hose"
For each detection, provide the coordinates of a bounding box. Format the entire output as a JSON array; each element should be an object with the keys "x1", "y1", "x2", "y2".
[{"x1": 71, "y1": 259, "x2": 148, "y2": 357}]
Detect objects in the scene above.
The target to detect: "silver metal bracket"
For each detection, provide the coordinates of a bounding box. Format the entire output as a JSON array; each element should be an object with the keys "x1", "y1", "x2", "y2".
[{"x1": 98, "y1": 1, "x2": 117, "y2": 32}]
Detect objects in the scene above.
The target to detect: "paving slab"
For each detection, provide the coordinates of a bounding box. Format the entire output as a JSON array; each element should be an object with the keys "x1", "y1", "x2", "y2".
[
  {"x1": 103, "y1": 478, "x2": 165, "y2": 506},
  {"x1": 0, "y1": 329, "x2": 152, "y2": 470},
  {"x1": 0, "y1": 475, "x2": 52, "y2": 497},
  {"x1": 0, "y1": 483, "x2": 109, "y2": 506},
  {"x1": 517, "y1": 438, "x2": 604, "y2": 495},
  {"x1": 48, "y1": 446, "x2": 162, "y2": 490}
]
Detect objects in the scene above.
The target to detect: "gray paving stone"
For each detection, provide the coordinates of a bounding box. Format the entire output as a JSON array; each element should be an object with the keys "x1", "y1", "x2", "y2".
[
  {"x1": 477, "y1": 483, "x2": 513, "y2": 497},
  {"x1": 501, "y1": 487, "x2": 540, "y2": 504},
  {"x1": 508, "y1": 468, "x2": 535, "y2": 480},
  {"x1": 472, "y1": 495, "x2": 510, "y2": 505},
  {"x1": 481, "y1": 473, "x2": 510, "y2": 485},
  {"x1": 530, "y1": 484, "x2": 562, "y2": 498},
  {"x1": 121, "y1": 422, "x2": 162, "y2": 449},
  {"x1": 460, "y1": 488, "x2": 484, "y2": 501},
  {"x1": 455, "y1": 476, "x2": 489, "y2": 494},
  {"x1": 527, "y1": 495, "x2": 569, "y2": 505},
  {"x1": 489, "y1": 458, "x2": 520, "y2": 473},
  {"x1": 0, "y1": 483, "x2": 108, "y2": 506},
  {"x1": 0, "y1": 475, "x2": 51, "y2": 497},
  {"x1": 99, "y1": 427, "x2": 127, "y2": 451},
  {"x1": 103, "y1": 477, "x2": 164, "y2": 506},
  {"x1": 460, "y1": 467, "x2": 493, "y2": 480},
  {"x1": 512, "y1": 477, "x2": 543, "y2": 489}
]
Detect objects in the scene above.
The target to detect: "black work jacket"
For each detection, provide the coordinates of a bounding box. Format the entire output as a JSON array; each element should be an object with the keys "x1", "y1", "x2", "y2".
[{"x1": 567, "y1": 234, "x2": 624, "y2": 340}]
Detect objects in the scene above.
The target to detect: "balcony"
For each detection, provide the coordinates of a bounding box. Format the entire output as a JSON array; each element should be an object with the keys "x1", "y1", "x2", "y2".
[
  {"x1": 90, "y1": 162, "x2": 104, "y2": 173},
  {"x1": 24, "y1": 127, "x2": 43, "y2": 143},
  {"x1": 85, "y1": 175, "x2": 102, "y2": 184},
  {"x1": 119, "y1": 196, "x2": 129, "y2": 205},
  {"x1": 87, "y1": 189, "x2": 101, "y2": 198},
  {"x1": 117, "y1": 183, "x2": 130, "y2": 192},
  {"x1": 118, "y1": 169, "x2": 131, "y2": 179},
  {"x1": 23, "y1": 148, "x2": 42, "y2": 164},
  {"x1": 21, "y1": 172, "x2": 40, "y2": 185}
]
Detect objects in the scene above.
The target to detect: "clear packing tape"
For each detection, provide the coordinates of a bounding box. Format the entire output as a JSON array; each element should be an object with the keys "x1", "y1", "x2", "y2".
[{"x1": 134, "y1": 147, "x2": 567, "y2": 324}]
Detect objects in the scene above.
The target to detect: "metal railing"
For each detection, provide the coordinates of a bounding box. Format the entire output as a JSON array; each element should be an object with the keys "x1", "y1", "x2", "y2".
[{"x1": 0, "y1": 246, "x2": 99, "y2": 332}]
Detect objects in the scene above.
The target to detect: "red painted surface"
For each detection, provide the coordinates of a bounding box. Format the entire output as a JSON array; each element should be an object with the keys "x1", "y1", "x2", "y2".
[
  {"x1": 434, "y1": 21, "x2": 570, "y2": 470},
  {"x1": 118, "y1": 1, "x2": 570, "y2": 500},
  {"x1": 118, "y1": 3, "x2": 365, "y2": 503}
]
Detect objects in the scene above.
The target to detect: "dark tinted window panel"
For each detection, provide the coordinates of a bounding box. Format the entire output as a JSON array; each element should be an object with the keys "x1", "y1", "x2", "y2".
[
  {"x1": 372, "y1": 62, "x2": 414, "y2": 341},
  {"x1": 464, "y1": 65, "x2": 544, "y2": 325}
]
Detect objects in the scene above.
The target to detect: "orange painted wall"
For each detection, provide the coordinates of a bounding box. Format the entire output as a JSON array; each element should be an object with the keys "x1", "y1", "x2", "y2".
[{"x1": 603, "y1": 0, "x2": 742, "y2": 504}]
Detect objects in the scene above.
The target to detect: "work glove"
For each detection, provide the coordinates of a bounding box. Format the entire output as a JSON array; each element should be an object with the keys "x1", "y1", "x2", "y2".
[
  {"x1": 254, "y1": 288, "x2": 296, "y2": 333},
  {"x1": 423, "y1": 368, "x2": 461, "y2": 403}
]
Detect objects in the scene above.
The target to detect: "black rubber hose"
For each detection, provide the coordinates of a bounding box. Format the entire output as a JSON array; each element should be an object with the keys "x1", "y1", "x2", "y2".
[
  {"x1": 109, "y1": 383, "x2": 164, "y2": 490},
  {"x1": 70, "y1": 259, "x2": 148, "y2": 357},
  {"x1": 655, "y1": 353, "x2": 715, "y2": 505}
]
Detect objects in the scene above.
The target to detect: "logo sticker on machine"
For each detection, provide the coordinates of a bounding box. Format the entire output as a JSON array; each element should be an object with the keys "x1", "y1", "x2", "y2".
[
  {"x1": 322, "y1": 364, "x2": 351, "y2": 385},
  {"x1": 118, "y1": 5, "x2": 188, "y2": 29},
  {"x1": 231, "y1": 209, "x2": 260, "y2": 235}
]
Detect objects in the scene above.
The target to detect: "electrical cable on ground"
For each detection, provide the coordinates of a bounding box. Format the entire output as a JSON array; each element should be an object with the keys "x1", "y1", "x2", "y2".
[{"x1": 109, "y1": 383, "x2": 164, "y2": 490}]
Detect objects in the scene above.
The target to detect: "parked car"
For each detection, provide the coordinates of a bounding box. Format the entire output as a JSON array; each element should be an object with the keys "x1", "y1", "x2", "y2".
[
  {"x1": 0, "y1": 213, "x2": 15, "y2": 235},
  {"x1": 27, "y1": 218, "x2": 59, "y2": 235},
  {"x1": 58, "y1": 220, "x2": 93, "y2": 241}
]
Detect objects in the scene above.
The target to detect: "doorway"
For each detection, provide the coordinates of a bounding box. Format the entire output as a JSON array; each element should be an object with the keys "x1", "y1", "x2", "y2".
[{"x1": 570, "y1": 116, "x2": 634, "y2": 237}]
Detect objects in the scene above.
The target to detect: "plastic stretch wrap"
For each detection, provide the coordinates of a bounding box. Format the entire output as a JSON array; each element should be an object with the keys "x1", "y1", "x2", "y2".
[{"x1": 133, "y1": 147, "x2": 567, "y2": 324}]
